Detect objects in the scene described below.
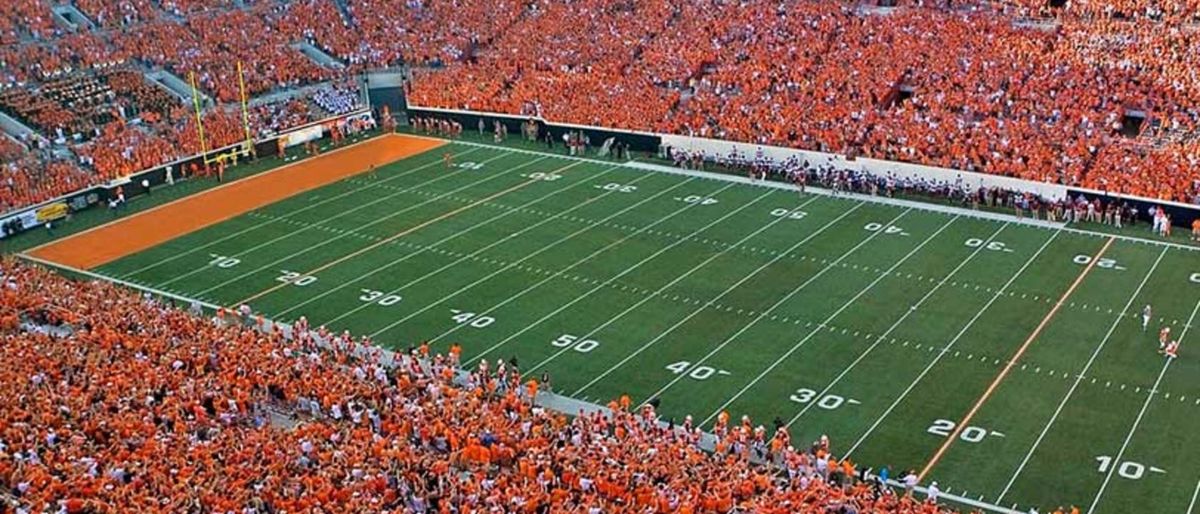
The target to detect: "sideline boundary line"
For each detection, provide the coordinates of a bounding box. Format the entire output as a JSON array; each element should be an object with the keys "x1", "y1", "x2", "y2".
[
  {"x1": 918, "y1": 236, "x2": 1117, "y2": 481},
  {"x1": 412, "y1": 135, "x2": 1200, "y2": 253}
]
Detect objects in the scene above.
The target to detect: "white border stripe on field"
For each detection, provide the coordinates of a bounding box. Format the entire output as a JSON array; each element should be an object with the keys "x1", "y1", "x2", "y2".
[
  {"x1": 535, "y1": 195, "x2": 845, "y2": 385},
  {"x1": 285, "y1": 164, "x2": 642, "y2": 321},
  {"x1": 776, "y1": 222, "x2": 1009, "y2": 427},
  {"x1": 1087, "y1": 292, "x2": 1200, "y2": 513},
  {"x1": 454, "y1": 182, "x2": 763, "y2": 366},
  {"x1": 844, "y1": 229, "x2": 1061, "y2": 457},
  {"x1": 688, "y1": 211, "x2": 950, "y2": 420},
  {"x1": 186, "y1": 154, "x2": 547, "y2": 295},
  {"x1": 365, "y1": 178, "x2": 721, "y2": 341},
  {"x1": 997, "y1": 247, "x2": 1168, "y2": 502},
  {"x1": 120, "y1": 146, "x2": 483, "y2": 279},
  {"x1": 419, "y1": 136, "x2": 1200, "y2": 253},
  {"x1": 604, "y1": 206, "x2": 912, "y2": 401}
]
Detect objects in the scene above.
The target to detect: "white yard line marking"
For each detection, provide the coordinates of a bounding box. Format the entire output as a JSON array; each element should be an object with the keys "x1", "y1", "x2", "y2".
[
  {"x1": 1087, "y1": 294, "x2": 1200, "y2": 513},
  {"x1": 844, "y1": 230, "x2": 1061, "y2": 457},
  {"x1": 189, "y1": 156, "x2": 551, "y2": 296},
  {"x1": 1187, "y1": 477, "x2": 1200, "y2": 514},
  {"x1": 559, "y1": 200, "x2": 862, "y2": 394},
  {"x1": 374, "y1": 180, "x2": 748, "y2": 345},
  {"x1": 455, "y1": 184, "x2": 768, "y2": 366},
  {"x1": 273, "y1": 164, "x2": 631, "y2": 319},
  {"x1": 778, "y1": 222, "x2": 1010, "y2": 428},
  {"x1": 997, "y1": 247, "x2": 1168, "y2": 502},
  {"x1": 120, "y1": 146, "x2": 482, "y2": 279},
  {"x1": 694, "y1": 212, "x2": 954, "y2": 425}
]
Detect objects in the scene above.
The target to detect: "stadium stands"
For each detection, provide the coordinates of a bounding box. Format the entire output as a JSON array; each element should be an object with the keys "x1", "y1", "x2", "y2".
[
  {"x1": 0, "y1": 0, "x2": 1196, "y2": 208},
  {"x1": 0, "y1": 257, "x2": 962, "y2": 513}
]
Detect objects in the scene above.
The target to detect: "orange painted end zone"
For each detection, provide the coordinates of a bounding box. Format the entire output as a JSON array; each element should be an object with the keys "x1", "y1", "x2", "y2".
[{"x1": 28, "y1": 134, "x2": 445, "y2": 270}]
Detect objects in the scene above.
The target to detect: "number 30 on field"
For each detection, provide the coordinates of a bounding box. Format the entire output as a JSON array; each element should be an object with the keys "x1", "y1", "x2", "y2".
[{"x1": 788, "y1": 388, "x2": 859, "y2": 410}]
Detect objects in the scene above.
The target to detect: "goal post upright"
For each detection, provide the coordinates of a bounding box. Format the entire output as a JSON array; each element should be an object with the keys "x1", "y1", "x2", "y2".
[
  {"x1": 237, "y1": 61, "x2": 253, "y2": 153},
  {"x1": 189, "y1": 71, "x2": 210, "y2": 162}
]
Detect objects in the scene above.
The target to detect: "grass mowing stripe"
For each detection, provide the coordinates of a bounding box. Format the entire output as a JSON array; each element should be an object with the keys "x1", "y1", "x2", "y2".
[
  {"x1": 531, "y1": 196, "x2": 841, "y2": 384},
  {"x1": 456, "y1": 181, "x2": 759, "y2": 367},
  {"x1": 369, "y1": 177, "x2": 714, "y2": 343},
  {"x1": 233, "y1": 160, "x2": 586, "y2": 306},
  {"x1": 1087, "y1": 291, "x2": 1200, "y2": 513},
  {"x1": 290, "y1": 164, "x2": 641, "y2": 322},
  {"x1": 917, "y1": 236, "x2": 1117, "y2": 482},
  {"x1": 997, "y1": 246, "x2": 1168, "y2": 502},
  {"x1": 156, "y1": 150, "x2": 520, "y2": 289},
  {"x1": 120, "y1": 147, "x2": 481, "y2": 279},
  {"x1": 778, "y1": 222, "x2": 1010, "y2": 427},
  {"x1": 844, "y1": 230, "x2": 1061, "y2": 458}
]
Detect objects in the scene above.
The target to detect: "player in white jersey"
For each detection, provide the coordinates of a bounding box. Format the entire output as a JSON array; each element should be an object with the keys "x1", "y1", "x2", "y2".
[
  {"x1": 1159, "y1": 326, "x2": 1171, "y2": 349},
  {"x1": 1142, "y1": 304, "x2": 1152, "y2": 331}
]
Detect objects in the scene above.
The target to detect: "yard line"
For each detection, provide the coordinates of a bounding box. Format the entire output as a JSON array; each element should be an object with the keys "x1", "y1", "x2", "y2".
[
  {"x1": 692, "y1": 212, "x2": 952, "y2": 424},
  {"x1": 121, "y1": 147, "x2": 482, "y2": 279},
  {"x1": 231, "y1": 160, "x2": 585, "y2": 306},
  {"x1": 844, "y1": 230, "x2": 1061, "y2": 458},
  {"x1": 918, "y1": 236, "x2": 1117, "y2": 482},
  {"x1": 1087, "y1": 290, "x2": 1200, "y2": 513},
  {"x1": 455, "y1": 183, "x2": 762, "y2": 367},
  {"x1": 1187, "y1": 477, "x2": 1200, "y2": 514},
  {"x1": 363, "y1": 178, "x2": 726, "y2": 341},
  {"x1": 187, "y1": 156, "x2": 553, "y2": 297},
  {"x1": 997, "y1": 247, "x2": 1168, "y2": 502},
  {"x1": 157, "y1": 150, "x2": 519, "y2": 289},
  {"x1": 777, "y1": 222, "x2": 1010, "y2": 427},
  {"x1": 549, "y1": 197, "x2": 855, "y2": 391},
  {"x1": 286, "y1": 164, "x2": 636, "y2": 321}
]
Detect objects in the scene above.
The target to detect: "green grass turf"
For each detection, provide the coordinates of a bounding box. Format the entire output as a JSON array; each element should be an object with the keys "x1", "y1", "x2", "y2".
[{"x1": 67, "y1": 141, "x2": 1200, "y2": 514}]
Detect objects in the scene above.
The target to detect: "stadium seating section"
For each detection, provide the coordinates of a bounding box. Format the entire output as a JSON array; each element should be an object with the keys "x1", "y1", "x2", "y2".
[
  {"x1": 0, "y1": 258, "x2": 962, "y2": 513},
  {"x1": 0, "y1": 0, "x2": 1194, "y2": 214}
]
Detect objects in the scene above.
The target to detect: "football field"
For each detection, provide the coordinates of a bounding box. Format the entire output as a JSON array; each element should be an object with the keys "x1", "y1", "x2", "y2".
[{"x1": 45, "y1": 140, "x2": 1200, "y2": 513}]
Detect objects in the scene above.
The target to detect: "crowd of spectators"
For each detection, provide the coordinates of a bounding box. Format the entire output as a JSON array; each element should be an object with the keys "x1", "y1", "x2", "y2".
[
  {"x1": 407, "y1": 0, "x2": 1200, "y2": 203},
  {"x1": 0, "y1": 257, "x2": 969, "y2": 513},
  {"x1": 0, "y1": 0, "x2": 1199, "y2": 214}
]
